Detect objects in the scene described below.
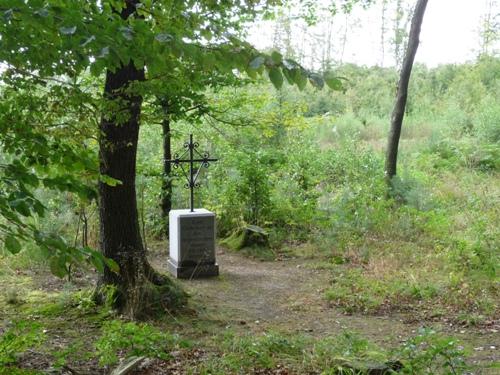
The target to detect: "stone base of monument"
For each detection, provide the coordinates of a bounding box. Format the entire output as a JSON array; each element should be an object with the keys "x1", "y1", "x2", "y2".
[
  {"x1": 168, "y1": 209, "x2": 219, "y2": 279},
  {"x1": 167, "y1": 260, "x2": 219, "y2": 279}
]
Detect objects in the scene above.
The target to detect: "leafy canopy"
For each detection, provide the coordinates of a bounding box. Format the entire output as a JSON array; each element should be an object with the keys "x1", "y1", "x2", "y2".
[{"x1": 0, "y1": 0, "x2": 346, "y2": 275}]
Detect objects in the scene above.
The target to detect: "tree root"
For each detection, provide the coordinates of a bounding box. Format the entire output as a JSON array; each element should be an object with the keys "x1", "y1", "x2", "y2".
[{"x1": 94, "y1": 260, "x2": 188, "y2": 320}]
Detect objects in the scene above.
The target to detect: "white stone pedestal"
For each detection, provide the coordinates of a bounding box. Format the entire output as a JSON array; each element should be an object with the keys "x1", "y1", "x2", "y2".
[{"x1": 168, "y1": 209, "x2": 219, "y2": 279}]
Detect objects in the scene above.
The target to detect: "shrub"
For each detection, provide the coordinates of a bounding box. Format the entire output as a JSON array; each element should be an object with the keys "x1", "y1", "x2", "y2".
[
  {"x1": 396, "y1": 328, "x2": 469, "y2": 374},
  {"x1": 474, "y1": 94, "x2": 500, "y2": 143}
]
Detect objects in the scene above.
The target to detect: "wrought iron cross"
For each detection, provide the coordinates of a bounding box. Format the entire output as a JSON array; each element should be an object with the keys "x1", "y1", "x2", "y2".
[{"x1": 165, "y1": 134, "x2": 218, "y2": 212}]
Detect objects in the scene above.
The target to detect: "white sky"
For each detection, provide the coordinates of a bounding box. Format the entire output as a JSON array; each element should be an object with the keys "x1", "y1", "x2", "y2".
[
  {"x1": 246, "y1": 0, "x2": 499, "y2": 68},
  {"x1": 418, "y1": 0, "x2": 489, "y2": 66}
]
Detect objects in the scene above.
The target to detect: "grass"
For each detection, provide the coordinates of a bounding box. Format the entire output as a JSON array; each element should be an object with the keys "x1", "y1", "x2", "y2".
[
  {"x1": 0, "y1": 183, "x2": 497, "y2": 373},
  {"x1": 0, "y1": 299, "x2": 476, "y2": 375},
  {"x1": 320, "y1": 231, "x2": 498, "y2": 320},
  {"x1": 0, "y1": 321, "x2": 45, "y2": 367},
  {"x1": 94, "y1": 320, "x2": 191, "y2": 366},
  {"x1": 0, "y1": 248, "x2": 488, "y2": 374},
  {"x1": 1, "y1": 90, "x2": 498, "y2": 373},
  {"x1": 3, "y1": 289, "x2": 464, "y2": 374},
  {"x1": 308, "y1": 114, "x2": 500, "y2": 323},
  {"x1": 197, "y1": 329, "x2": 391, "y2": 374}
]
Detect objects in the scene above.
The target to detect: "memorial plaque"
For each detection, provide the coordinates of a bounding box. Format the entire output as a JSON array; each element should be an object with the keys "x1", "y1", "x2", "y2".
[{"x1": 179, "y1": 215, "x2": 215, "y2": 266}]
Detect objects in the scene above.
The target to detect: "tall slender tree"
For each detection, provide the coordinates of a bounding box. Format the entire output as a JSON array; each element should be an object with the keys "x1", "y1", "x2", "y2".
[
  {"x1": 479, "y1": 0, "x2": 499, "y2": 56},
  {"x1": 380, "y1": 0, "x2": 388, "y2": 66},
  {"x1": 159, "y1": 98, "x2": 172, "y2": 235},
  {"x1": 385, "y1": 0, "x2": 428, "y2": 183}
]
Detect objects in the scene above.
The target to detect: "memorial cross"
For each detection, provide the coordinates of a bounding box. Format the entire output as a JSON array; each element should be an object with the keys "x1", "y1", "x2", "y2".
[{"x1": 165, "y1": 134, "x2": 218, "y2": 212}]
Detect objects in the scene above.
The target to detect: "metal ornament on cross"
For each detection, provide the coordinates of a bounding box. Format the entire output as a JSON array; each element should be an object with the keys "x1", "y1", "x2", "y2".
[{"x1": 165, "y1": 134, "x2": 218, "y2": 212}]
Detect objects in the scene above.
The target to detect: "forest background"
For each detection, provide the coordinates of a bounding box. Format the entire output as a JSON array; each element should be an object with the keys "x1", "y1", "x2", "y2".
[{"x1": 0, "y1": 0, "x2": 498, "y2": 373}]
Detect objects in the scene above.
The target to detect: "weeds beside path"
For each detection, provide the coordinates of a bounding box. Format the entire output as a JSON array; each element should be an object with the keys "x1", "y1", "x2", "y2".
[
  {"x1": 151, "y1": 247, "x2": 499, "y2": 368},
  {"x1": 1, "y1": 246, "x2": 498, "y2": 374}
]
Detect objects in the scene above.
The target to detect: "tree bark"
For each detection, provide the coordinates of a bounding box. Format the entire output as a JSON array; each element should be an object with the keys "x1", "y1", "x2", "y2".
[
  {"x1": 160, "y1": 98, "x2": 172, "y2": 238},
  {"x1": 385, "y1": 0, "x2": 428, "y2": 183},
  {"x1": 97, "y1": 1, "x2": 183, "y2": 318},
  {"x1": 98, "y1": 58, "x2": 148, "y2": 316}
]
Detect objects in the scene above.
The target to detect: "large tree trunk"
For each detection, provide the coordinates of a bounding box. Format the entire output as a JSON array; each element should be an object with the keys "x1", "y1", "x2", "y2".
[
  {"x1": 160, "y1": 98, "x2": 172, "y2": 238},
  {"x1": 385, "y1": 0, "x2": 428, "y2": 184},
  {"x1": 97, "y1": 2, "x2": 184, "y2": 319}
]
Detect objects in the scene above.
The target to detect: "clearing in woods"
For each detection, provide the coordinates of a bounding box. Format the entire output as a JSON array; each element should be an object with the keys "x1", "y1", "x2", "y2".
[
  {"x1": 151, "y1": 248, "x2": 499, "y2": 368},
  {"x1": 1, "y1": 246, "x2": 498, "y2": 373}
]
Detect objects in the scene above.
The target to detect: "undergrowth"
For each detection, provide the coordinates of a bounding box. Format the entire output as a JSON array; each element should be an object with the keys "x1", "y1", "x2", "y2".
[
  {"x1": 0, "y1": 288, "x2": 491, "y2": 374},
  {"x1": 315, "y1": 137, "x2": 499, "y2": 321},
  {"x1": 195, "y1": 328, "x2": 471, "y2": 374},
  {"x1": 94, "y1": 320, "x2": 191, "y2": 366}
]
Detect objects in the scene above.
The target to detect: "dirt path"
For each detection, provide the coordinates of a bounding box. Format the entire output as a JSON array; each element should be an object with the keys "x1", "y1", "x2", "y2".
[
  {"x1": 2, "y1": 246, "x2": 498, "y2": 373},
  {"x1": 151, "y1": 248, "x2": 499, "y2": 365}
]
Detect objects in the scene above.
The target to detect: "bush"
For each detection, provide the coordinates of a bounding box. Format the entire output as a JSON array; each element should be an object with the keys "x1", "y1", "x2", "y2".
[
  {"x1": 475, "y1": 94, "x2": 500, "y2": 143},
  {"x1": 396, "y1": 328, "x2": 469, "y2": 374}
]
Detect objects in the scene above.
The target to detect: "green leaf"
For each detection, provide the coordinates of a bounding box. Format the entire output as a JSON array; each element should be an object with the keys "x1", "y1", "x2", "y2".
[
  {"x1": 4, "y1": 9, "x2": 13, "y2": 21},
  {"x1": 155, "y1": 33, "x2": 174, "y2": 43},
  {"x1": 120, "y1": 26, "x2": 134, "y2": 41},
  {"x1": 60, "y1": 26, "x2": 77, "y2": 35},
  {"x1": 104, "y1": 258, "x2": 120, "y2": 273},
  {"x1": 90, "y1": 253, "x2": 104, "y2": 273},
  {"x1": 90, "y1": 60, "x2": 105, "y2": 76},
  {"x1": 271, "y1": 51, "x2": 283, "y2": 65},
  {"x1": 34, "y1": 8, "x2": 49, "y2": 17},
  {"x1": 245, "y1": 67, "x2": 258, "y2": 79},
  {"x1": 324, "y1": 73, "x2": 343, "y2": 90},
  {"x1": 249, "y1": 56, "x2": 265, "y2": 70},
  {"x1": 83, "y1": 247, "x2": 120, "y2": 274},
  {"x1": 201, "y1": 52, "x2": 216, "y2": 70},
  {"x1": 283, "y1": 59, "x2": 297, "y2": 70},
  {"x1": 269, "y1": 67, "x2": 283, "y2": 89},
  {"x1": 282, "y1": 68, "x2": 295, "y2": 85},
  {"x1": 9, "y1": 200, "x2": 31, "y2": 217},
  {"x1": 4, "y1": 235, "x2": 22, "y2": 254},
  {"x1": 41, "y1": 235, "x2": 67, "y2": 251},
  {"x1": 100, "y1": 175, "x2": 123, "y2": 187},
  {"x1": 49, "y1": 257, "x2": 68, "y2": 278},
  {"x1": 33, "y1": 201, "x2": 46, "y2": 217},
  {"x1": 200, "y1": 28, "x2": 212, "y2": 40},
  {"x1": 308, "y1": 73, "x2": 324, "y2": 89},
  {"x1": 294, "y1": 70, "x2": 308, "y2": 90}
]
